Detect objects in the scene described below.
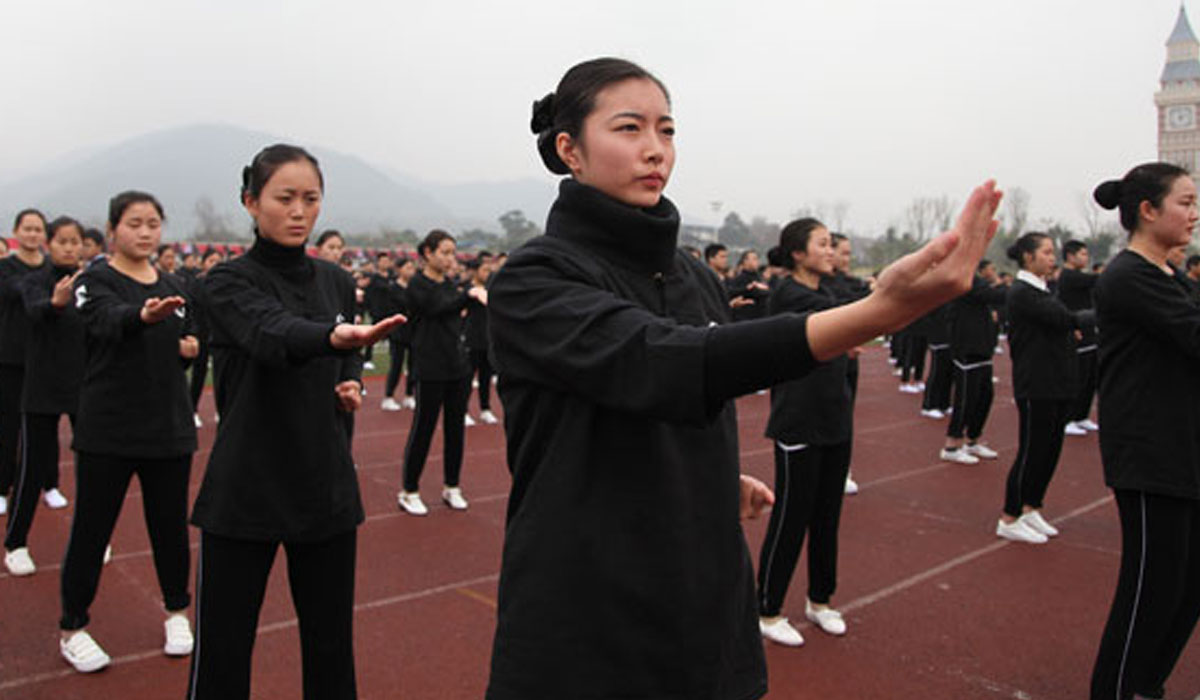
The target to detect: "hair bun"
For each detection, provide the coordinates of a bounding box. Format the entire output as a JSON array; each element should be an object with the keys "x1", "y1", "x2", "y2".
[
  {"x1": 1093, "y1": 180, "x2": 1123, "y2": 210},
  {"x1": 1005, "y1": 242, "x2": 1022, "y2": 263},
  {"x1": 240, "y1": 165, "x2": 253, "y2": 198},
  {"x1": 530, "y1": 93, "x2": 556, "y2": 135}
]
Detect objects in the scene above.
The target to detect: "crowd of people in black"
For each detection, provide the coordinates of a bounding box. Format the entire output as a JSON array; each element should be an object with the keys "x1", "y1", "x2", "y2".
[{"x1": 0, "y1": 56, "x2": 1197, "y2": 700}]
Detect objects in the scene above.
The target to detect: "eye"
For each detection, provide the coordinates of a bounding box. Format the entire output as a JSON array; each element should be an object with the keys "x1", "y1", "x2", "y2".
[
  {"x1": 616, "y1": 122, "x2": 640, "y2": 132},
  {"x1": 662, "y1": 125, "x2": 676, "y2": 137}
]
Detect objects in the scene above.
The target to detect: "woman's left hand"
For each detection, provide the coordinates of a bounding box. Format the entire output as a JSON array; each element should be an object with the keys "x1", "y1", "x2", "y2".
[
  {"x1": 739, "y1": 474, "x2": 774, "y2": 520},
  {"x1": 335, "y1": 380, "x2": 363, "y2": 412},
  {"x1": 179, "y1": 335, "x2": 200, "y2": 359}
]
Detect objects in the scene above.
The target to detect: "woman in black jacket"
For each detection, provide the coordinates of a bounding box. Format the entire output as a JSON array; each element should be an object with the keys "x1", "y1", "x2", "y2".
[
  {"x1": 397, "y1": 229, "x2": 483, "y2": 515},
  {"x1": 58, "y1": 191, "x2": 199, "y2": 673},
  {"x1": 3, "y1": 217, "x2": 85, "y2": 576},
  {"x1": 483, "y1": 57, "x2": 1002, "y2": 700},
  {"x1": 187, "y1": 145, "x2": 403, "y2": 700},
  {"x1": 1089, "y1": 163, "x2": 1200, "y2": 700},
  {"x1": 756, "y1": 218, "x2": 854, "y2": 648},
  {"x1": 996, "y1": 232, "x2": 1091, "y2": 545}
]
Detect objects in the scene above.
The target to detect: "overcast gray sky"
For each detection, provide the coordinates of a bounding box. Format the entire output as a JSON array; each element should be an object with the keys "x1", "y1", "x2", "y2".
[{"x1": 0, "y1": 0, "x2": 1190, "y2": 235}]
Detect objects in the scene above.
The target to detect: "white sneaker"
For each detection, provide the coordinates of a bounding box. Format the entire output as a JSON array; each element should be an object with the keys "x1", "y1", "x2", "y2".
[
  {"x1": 964, "y1": 442, "x2": 999, "y2": 459},
  {"x1": 60, "y1": 630, "x2": 110, "y2": 673},
  {"x1": 397, "y1": 491, "x2": 428, "y2": 516},
  {"x1": 213, "y1": 413, "x2": 220, "y2": 424},
  {"x1": 805, "y1": 600, "x2": 847, "y2": 636},
  {"x1": 463, "y1": 414, "x2": 476, "y2": 427},
  {"x1": 914, "y1": 382, "x2": 926, "y2": 391},
  {"x1": 1079, "y1": 419, "x2": 1099, "y2": 431},
  {"x1": 479, "y1": 409, "x2": 499, "y2": 425},
  {"x1": 401, "y1": 397, "x2": 416, "y2": 410},
  {"x1": 891, "y1": 368, "x2": 903, "y2": 376},
  {"x1": 43, "y1": 488, "x2": 69, "y2": 509},
  {"x1": 0, "y1": 494, "x2": 6, "y2": 516},
  {"x1": 996, "y1": 518, "x2": 1048, "y2": 544},
  {"x1": 442, "y1": 486, "x2": 469, "y2": 511},
  {"x1": 163, "y1": 613, "x2": 193, "y2": 656},
  {"x1": 103, "y1": 544, "x2": 112, "y2": 565},
  {"x1": 920, "y1": 409, "x2": 945, "y2": 419},
  {"x1": 4, "y1": 547, "x2": 36, "y2": 576},
  {"x1": 380, "y1": 397, "x2": 402, "y2": 412},
  {"x1": 1020, "y1": 510, "x2": 1060, "y2": 538},
  {"x1": 844, "y1": 475, "x2": 859, "y2": 495},
  {"x1": 1064, "y1": 422, "x2": 1088, "y2": 436},
  {"x1": 759, "y1": 617, "x2": 804, "y2": 647},
  {"x1": 940, "y1": 447, "x2": 979, "y2": 465},
  {"x1": 472, "y1": 378, "x2": 480, "y2": 388},
  {"x1": 193, "y1": 413, "x2": 203, "y2": 429},
  {"x1": 363, "y1": 361, "x2": 376, "y2": 371}
]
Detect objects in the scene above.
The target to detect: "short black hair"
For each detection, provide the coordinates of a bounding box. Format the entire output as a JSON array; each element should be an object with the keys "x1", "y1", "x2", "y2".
[
  {"x1": 1062, "y1": 240, "x2": 1088, "y2": 260},
  {"x1": 703, "y1": 243, "x2": 727, "y2": 262},
  {"x1": 1187, "y1": 254, "x2": 1200, "y2": 270},
  {"x1": 82, "y1": 228, "x2": 104, "y2": 246},
  {"x1": 108, "y1": 191, "x2": 164, "y2": 228}
]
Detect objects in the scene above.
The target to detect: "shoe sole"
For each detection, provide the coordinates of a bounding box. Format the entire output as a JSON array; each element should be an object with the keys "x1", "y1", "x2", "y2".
[
  {"x1": 164, "y1": 643, "x2": 193, "y2": 656},
  {"x1": 62, "y1": 652, "x2": 110, "y2": 673}
]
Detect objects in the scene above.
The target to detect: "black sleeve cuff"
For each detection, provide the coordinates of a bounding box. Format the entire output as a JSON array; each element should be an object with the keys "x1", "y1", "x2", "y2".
[
  {"x1": 285, "y1": 321, "x2": 338, "y2": 361},
  {"x1": 704, "y1": 312, "x2": 816, "y2": 406}
]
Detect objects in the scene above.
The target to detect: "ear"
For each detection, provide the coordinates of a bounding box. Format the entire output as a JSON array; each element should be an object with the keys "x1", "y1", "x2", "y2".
[
  {"x1": 1139, "y1": 199, "x2": 1158, "y2": 224},
  {"x1": 556, "y1": 132, "x2": 583, "y2": 175},
  {"x1": 243, "y1": 192, "x2": 260, "y2": 221}
]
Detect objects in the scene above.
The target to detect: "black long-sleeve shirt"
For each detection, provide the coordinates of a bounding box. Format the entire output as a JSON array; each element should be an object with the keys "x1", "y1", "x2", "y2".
[
  {"x1": 71, "y1": 264, "x2": 196, "y2": 458},
  {"x1": 1057, "y1": 267, "x2": 1098, "y2": 346},
  {"x1": 765, "y1": 277, "x2": 851, "y2": 445},
  {"x1": 1095, "y1": 250, "x2": 1200, "y2": 499},
  {"x1": 0, "y1": 255, "x2": 47, "y2": 367},
  {"x1": 949, "y1": 275, "x2": 1007, "y2": 359},
  {"x1": 727, "y1": 269, "x2": 770, "y2": 322},
  {"x1": 486, "y1": 179, "x2": 817, "y2": 700},
  {"x1": 1006, "y1": 277, "x2": 1089, "y2": 400},
  {"x1": 190, "y1": 237, "x2": 363, "y2": 542},
  {"x1": 406, "y1": 271, "x2": 470, "y2": 381},
  {"x1": 19, "y1": 265, "x2": 85, "y2": 415}
]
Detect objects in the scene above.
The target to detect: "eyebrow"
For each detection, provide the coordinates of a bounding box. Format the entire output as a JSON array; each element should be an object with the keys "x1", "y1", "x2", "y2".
[{"x1": 610, "y1": 111, "x2": 674, "y2": 123}]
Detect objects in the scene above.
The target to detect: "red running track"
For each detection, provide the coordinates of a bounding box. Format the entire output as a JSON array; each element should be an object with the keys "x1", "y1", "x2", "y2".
[{"x1": 0, "y1": 345, "x2": 1196, "y2": 699}]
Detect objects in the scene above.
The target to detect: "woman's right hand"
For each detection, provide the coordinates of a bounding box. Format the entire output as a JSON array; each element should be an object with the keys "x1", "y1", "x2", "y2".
[
  {"x1": 329, "y1": 314, "x2": 407, "y2": 350},
  {"x1": 51, "y1": 270, "x2": 82, "y2": 309},
  {"x1": 140, "y1": 296, "x2": 187, "y2": 324}
]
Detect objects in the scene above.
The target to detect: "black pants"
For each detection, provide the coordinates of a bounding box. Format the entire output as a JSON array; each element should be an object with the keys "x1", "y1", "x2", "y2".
[
  {"x1": 59, "y1": 451, "x2": 191, "y2": 630},
  {"x1": 901, "y1": 334, "x2": 928, "y2": 382},
  {"x1": 1003, "y1": 398, "x2": 1069, "y2": 517},
  {"x1": 5, "y1": 413, "x2": 72, "y2": 551},
  {"x1": 469, "y1": 347, "x2": 493, "y2": 412},
  {"x1": 922, "y1": 344, "x2": 953, "y2": 411},
  {"x1": 946, "y1": 358, "x2": 993, "y2": 441},
  {"x1": 402, "y1": 379, "x2": 469, "y2": 492},
  {"x1": 384, "y1": 340, "x2": 410, "y2": 398},
  {"x1": 757, "y1": 440, "x2": 852, "y2": 615},
  {"x1": 0, "y1": 364, "x2": 24, "y2": 494},
  {"x1": 189, "y1": 341, "x2": 210, "y2": 411},
  {"x1": 1091, "y1": 491, "x2": 1200, "y2": 700},
  {"x1": 187, "y1": 529, "x2": 358, "y2": 700},
  {"x1": 1072, "y1": 347, "x2": 1098, "y2": 423}
]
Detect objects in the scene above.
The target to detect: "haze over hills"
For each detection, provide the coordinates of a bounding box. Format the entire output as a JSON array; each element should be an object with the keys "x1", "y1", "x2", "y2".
[{"x1": 0, "y1": 124, "x2": 559, "y2": 241}]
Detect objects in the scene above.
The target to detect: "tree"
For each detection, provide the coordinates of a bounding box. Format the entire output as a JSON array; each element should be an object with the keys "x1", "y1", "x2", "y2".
[
  {"x1": 1001, "y1": 186, "x2": 1031, "y2": 238},
  {"x1": 747, "y1": 216, "x2": 780, "y2": 251},
  {"x1": 499, "y1": 210, "x2": 541, "y2": 250},
  {"x1": 831, "y1": 201, "x2": 850, "y2": 232},
  {"x1": 718, "y1": 212, "x2": 753, "y2": 247},
  {"x1": 904, "y1": 197, "x2": 938, "y2": 242},
  {"x1": 192, "y1": 197, "x2": 242, "y2": 241}
]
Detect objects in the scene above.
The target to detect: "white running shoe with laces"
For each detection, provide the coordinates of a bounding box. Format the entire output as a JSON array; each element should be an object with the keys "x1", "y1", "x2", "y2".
[
  {"x1": 1064, "y1": 422, "x2": 1088, "y2": 436},
  {"x1": 920, "y1": 409, "x2": 945, "y2": 419},
  {"x1": 940, "y1": 448, "x2": 979, "y2": 465},
  {"x1": 996, "y1": 518, "x2": 1048, "y2": 544},
  {"x1": 0, "y1": 494, "x2": 7, "y2": 516},
  {"x1": 1020, "y1": 510, "x2": 1060, "y2": 538},
  {"x1": 163, "y1": 613, "x2": 194, "y2": 656},
  {"x1": 805, "y1": 600, "x2": 847, "y2": 636},
  {"x1": 964, "y1": 443, "x2": 999, "y2": 459},
  {"x1": 844, "y1": 475, "x2": 859, "y2": 495},
  {"x1": 479, "y1": 409, "x2": 499, "y2": 425},
  {"x1": 1078, "y1": 419, "x2": 1099, "y2": 431},
  {"x1": 380, "y1": 397, "x2": 402, "y2": 412},
  {"x1": 43, "y1": 488, "x2": 69, "y2": 509},
  {"x1": 442, "y1": 486, "x2": 469, "y2": 511},
  {"x1": 401, "y1": 397, "x2": 416, "y2": 410},
  {"x1": 61, "y1": 630, "x2": 111, "y2": 673},
  {"x1": 759, "y1": 617, "x2": 804, "y2": 647},
  {"x1": 397, "y1": 491, "x2": 429, "y2": 516},
  {"x1": 193, "y1": 413, "x2": 203, "y2": 429},
  {"x1": 5, "y1": 547, "x2": 36, "y2": 576},
  {"x1": 463, "y1": 414, "x2": 477, "y2": 427}
]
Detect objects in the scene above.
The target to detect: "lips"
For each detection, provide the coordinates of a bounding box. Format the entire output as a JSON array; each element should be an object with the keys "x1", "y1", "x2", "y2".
[{"x1": 639, "y1": 174, "x2": 665, "y2": 188}]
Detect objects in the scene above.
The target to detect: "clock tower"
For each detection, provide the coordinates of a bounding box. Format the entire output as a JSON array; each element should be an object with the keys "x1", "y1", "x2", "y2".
[{"x1": 1157, "y1": 5, "x2": 1200, "y2": 173}]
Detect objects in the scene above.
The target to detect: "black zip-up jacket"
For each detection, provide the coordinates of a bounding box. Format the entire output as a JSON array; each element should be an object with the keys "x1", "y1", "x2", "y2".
[
  {"x1": 1095, "y1": 250, "x2": 1200, "y2": 500},
  {"x1": 949, "y1": 275, "x2": 1007, "y2": 359},
  {"x1": 1006, "y1": 278, "x2": 1091, "y2": 400},
  {"x1": 486, "y1": 179, "x2": 818, "y2": 700},
  {"x1": 0, "y1": 255, "x2": 47, "y2": 367},
  {"x1": 1057, "y1": 267, "x2": 1098, "y2": 346},
  {"x1": 765, "y1": 277, "x2": 851, "y2": 445},
  {"x1": 190, "y1": 237, "x2": 363, "y2": 542},
  {"x1": 406, "y1": 271, "x2": 470, "y2": 381},
  {"x1": 71, "y1": 263, "x2": 196, "y2": 458},
  {"x1": 19, "y1": 264, "x2": 85, "y2": 415}
]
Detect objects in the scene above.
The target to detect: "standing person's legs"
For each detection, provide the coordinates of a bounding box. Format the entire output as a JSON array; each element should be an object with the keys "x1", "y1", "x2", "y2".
[
  {"x1": 1021, "y1": 399, "x2": 1069, "y2": 512},
  {"x1": 474, "y1": 349, "x2": 494, "y2": 412},
  {"x1": 190, "y1": 341, "x2": 209, "y2": 413},
  {"x1": 910, "y1": 335, "x2": 928, "y2": 382},
  {"x1": 806, "y1": 441, "x2": 852, "y2": 605},
  {"x1": 945, "y1": 363, "x2": 970, "y2": 440},
  {"x1": 135, "y1": 456, "x2": 193, "y2": 614},
  {"x1": 402, "y1": 381, "x2": 448, "y2": 493},
  {"x1": 966, "y1": 364, "x2": 994, "y2": 442},
  {"x1": 60, "y1": 452, "x2": 136, "y2": 631},
  {"x1": 0, "y1": 365, "x2": 25, "y2": 496},
  {"x1": 922, "y1": 346, "x2": 951, "y2": 411},
  {"x1": 757, "y1": 442, "x2": 820, "y2": 617},
  {"x1": 384, "y1": 339, "x2": 403, "y2": 398},
  {"x1": 187, "y1": 532, "x2": 278, "y2": 700},
  {"x1": 284, "y1": 530, "x2": 358, "y2": 700},
  {"x1": 1091, "y1": 491, "x2": 1196, "y2": 700},
  {"x1": 402, "y1": 345, "x2": 416, "y2": 399},
  {"x1": 1002, "y1": 399, "x2": 1034, "y2": 519},
  {"x1": 1139, "y1": 496, "x2": 1200, "y2": 695},
  {"x1": 1073, "y1": 348, "x2": 1099, "y2": 423},
  {"x1": 5, "y1": 413, "x2": 58, "y2": 552},
  {"x1": 441, "y1": 378, "x2": 470, "y2": 488}
]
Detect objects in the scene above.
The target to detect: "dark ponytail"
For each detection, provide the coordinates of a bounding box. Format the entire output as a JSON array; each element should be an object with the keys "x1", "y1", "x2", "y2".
[
  {"x1": 778, "y1": 217, "x2": 825, "y2": 270},
  {"x1": 532, "y1": 58, "x2": 670, "y2": 175},
  {"x1": 241, "y1": 144, "x2": 323, "y2": 201},
  {"x1": 1005, "y1": 231, "x2": 1049, "y2": 270},
  {"x1": 1093, "y1": 162, "x2": 1189, "y2": 233}
]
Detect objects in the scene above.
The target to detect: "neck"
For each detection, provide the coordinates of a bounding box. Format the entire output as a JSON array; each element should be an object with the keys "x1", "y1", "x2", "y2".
[
  {"x1": 423, "y1": 266, "x2": 444, "y2": 283},
  {"x1": 791, "y1": 266, "x2": 821, "y2": 289},
  {"x1": 110, "y1": 252, "x2": 156, "y2": 281},
  {"x1": 15, "y1": 248, "x2": 43, "y2": 266},
  {"x1": 1127, "y1": 233, "x2": 1173, "y2": 272}
]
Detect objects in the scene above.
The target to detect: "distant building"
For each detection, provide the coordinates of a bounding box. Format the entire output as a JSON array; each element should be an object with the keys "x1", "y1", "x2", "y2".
[{"x1": 1156, "y1": 5, "x2": 1200, "y2": 172}]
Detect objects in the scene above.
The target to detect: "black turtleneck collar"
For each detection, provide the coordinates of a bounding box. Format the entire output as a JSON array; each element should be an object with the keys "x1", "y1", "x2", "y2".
[
  {"x1": 546, "y1": 178, "x2": 681, "y2": 275},
  {"x1": 247, "y1": 232, "x2": 314, "y2": 282}
]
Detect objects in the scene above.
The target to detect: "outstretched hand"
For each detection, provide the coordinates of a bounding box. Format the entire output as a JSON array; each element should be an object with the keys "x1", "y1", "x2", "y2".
[
  {"x1": 335, "y1": 380, "x2": 363, "y2": 412},
  {"x1": 141, "y1": 296, "x2": 187, "y2": 324},
  {"x1": 329, "y1": 314, "x2": 407, "y2": 350},
  {"x1": 739, "y1": 474, "x2": 774, "y2": 520}
]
